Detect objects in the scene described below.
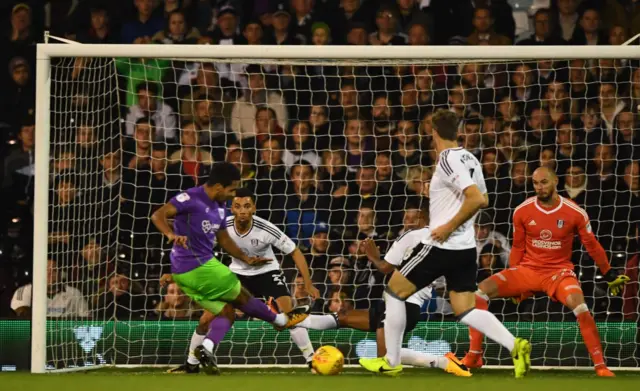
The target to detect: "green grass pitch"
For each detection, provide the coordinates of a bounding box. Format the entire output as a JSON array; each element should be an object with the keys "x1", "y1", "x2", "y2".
[{"x1": 2, "y1": 368, "x2": 640, "y2": 391}]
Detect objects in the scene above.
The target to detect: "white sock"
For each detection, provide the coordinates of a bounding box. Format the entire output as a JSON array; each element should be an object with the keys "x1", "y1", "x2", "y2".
[
  {"x1": 383, "y1": 291, "x2": 406, "y2": 367},
  {"x1": 273, "y1": 313, "x2": 287, "y2": 327},
  {"x1": 459, "y1": 309, "x2": 516, "y2": 352},
  {"x1": 289, "y1": 327, "x2": 315, "y2": 362},
  {"x1": 202, "y1": 338, "x2": 215, "y2": 354},
  {"x1": 297, "y1": 314, "x2": 338, "y2": 330},
  {"x1": 187, "y1": 329, "x2": 206, "y2": 365},
  {"x1": 400, "y1": 348, "x2": 448, "y2": 369}
]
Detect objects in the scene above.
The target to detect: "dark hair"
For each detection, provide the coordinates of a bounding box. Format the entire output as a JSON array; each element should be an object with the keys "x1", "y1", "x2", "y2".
[
  {"x1": 473, "y1": 6, "x2": 492, "y2": 19},
  {"x1": 431, "y1": 109, "x2": 459, "y2": 141},
  {"x1": 135, "y1": 116, "x2": 155, "y2": 128},
  {"x1": 534, "y1": 8, "x2": 550, "y2": 19},
  {"x1": 255, "y1": 106, "x2": 277, "y2": 119},
  {"x1": 151, "y1": 142, "x2": 167, "y2": 153},
  {"x1": 234, "y1": 187, "x2": 255, "y2": 202},
  {"x1": 136, "y1": 82, "x2": 158, "y2": 96},
  {"x1": 291, "y1": 160, "x2": 315, "y2": 175},
  {"x1": 207, "y1": 162, "x2": 241, "y2": 186}
]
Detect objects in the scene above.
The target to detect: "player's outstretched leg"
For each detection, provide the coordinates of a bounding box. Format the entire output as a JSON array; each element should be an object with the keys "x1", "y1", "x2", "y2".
[
  {"x1": 399, "y1": 349, "x2": 471, "y2": 377},
  {"x1": 232, "y1": 287, "x2": 310, "y2": 328},
  {"x1": 195, "y1": 304, "x2": 236, "y2": 375}
]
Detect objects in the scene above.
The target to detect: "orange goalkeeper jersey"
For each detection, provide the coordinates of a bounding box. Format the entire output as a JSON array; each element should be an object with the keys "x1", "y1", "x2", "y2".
[{"x1": 509, "y1": 196, "x2": 611, "y2": 275}]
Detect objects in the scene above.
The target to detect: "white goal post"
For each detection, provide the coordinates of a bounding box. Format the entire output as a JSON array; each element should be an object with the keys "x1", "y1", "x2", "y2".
[{"x1": 32, "y1": 42, "x2": 640, "y2": 373}]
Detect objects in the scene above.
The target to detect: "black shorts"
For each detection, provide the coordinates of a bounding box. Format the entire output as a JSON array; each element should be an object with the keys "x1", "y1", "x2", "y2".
[
  {"x1": 369, "y1": 301, "x2": 421, "y2": 333},
  {"x1": 399, "y1": 243, "x2": 477, "y2": 293},
  {"x1": 237, "y1": 270, "x2": 291, "y2": 300}
]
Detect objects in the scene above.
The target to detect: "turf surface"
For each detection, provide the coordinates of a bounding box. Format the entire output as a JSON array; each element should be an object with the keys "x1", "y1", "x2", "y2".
[{"x1": 2, "y1": 368, "x2": 639, "y2": 391}]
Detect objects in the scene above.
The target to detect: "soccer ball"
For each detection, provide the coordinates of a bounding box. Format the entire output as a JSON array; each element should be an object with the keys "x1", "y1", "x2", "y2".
[{"x1": 311, "y1": 345, "x2": 344, "y2": 375}]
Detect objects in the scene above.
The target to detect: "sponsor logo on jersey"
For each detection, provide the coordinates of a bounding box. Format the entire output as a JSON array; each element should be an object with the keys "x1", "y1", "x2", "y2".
[
  {"x1": 540, "y1": 229, "x2": 553, "y2": 240},
  {"x1": 557, "y1": 219, "x2": 564, "y2": 228},
  {"x1": 202, "y1": 220, "x2": 214, "y2": 233},
  {"x1": 218, "y1": 208, "x2": 225, "y2": 220},
  {"x1": 532, "y1": 229, "x2": 561, "y2": 249},
  {"x1": 528, "y1": 220, "x2": 536, "y2": 226}
]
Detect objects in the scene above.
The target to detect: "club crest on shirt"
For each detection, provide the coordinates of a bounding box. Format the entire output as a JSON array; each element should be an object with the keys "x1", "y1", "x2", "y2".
[
  {"x1": 557, "y1": 219, "x2": 564, "y2": 228},
  {"x1": 218, "y1": 208, "x2": 225, "y2": 220},
  {"x1": 251, "y1": 238, "x2": 259, "y2": 247}
]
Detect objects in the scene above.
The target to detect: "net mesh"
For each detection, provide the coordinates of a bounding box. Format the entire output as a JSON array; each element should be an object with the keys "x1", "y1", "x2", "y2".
[{"x1": 43, "y1": 55, "x2": 640, "y2": 369}]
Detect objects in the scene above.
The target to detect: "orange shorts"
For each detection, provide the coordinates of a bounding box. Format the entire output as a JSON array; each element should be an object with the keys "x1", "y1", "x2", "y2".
[{"x1": 487, "y1": 266, "x2": 583, "y2": 304}]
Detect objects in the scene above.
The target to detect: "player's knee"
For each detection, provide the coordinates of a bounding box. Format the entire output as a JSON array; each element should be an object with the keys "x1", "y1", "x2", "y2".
[
  {"x1": 387, "y1": 274, "x2": 415, "y2": 299},
  {"x1": 197, "y1": 311, "x2": 215, "y2": 333},
  {"x1": 477, "y1": 279, "x2": 498, "y2": 299},
  {"x1": 573, "y1": 303, "x2": 589, "y2": 316},
  {"x1": 219, "y1": 304, "x2": 236, "y2": 321}
]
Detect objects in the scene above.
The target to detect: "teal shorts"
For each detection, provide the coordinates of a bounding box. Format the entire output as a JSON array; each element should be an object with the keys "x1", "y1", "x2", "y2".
[{"x1": 172, "y1": 258, "x2": 241, "y2": 315}]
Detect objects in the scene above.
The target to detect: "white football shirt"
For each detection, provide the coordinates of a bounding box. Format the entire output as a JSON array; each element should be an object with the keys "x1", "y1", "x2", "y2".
[
  {"x1": 426, "y1": 147, "x2": 487, "y2": 250},
  {"x1": 226, "y1": 215, "x2": 297, "y2": 276},
  {"x1": 11, "y1": 283, "x2": 89, "y2": 318},
  {"x1": 385, "y1": 227, "x2": 433, "y2": 307}
]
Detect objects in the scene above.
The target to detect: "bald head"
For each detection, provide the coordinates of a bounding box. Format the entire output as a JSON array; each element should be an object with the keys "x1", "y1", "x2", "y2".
[{"x1": 532, "y1": 166, "x2": 558, "y2": 203}]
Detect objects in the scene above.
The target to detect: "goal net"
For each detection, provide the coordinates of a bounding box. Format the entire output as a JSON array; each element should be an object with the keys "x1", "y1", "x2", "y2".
[{"x1": 32, "y1": 44, "x2": 639, "y2": 372}]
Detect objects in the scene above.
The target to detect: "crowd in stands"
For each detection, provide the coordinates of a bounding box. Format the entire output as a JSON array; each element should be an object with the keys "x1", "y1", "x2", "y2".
[{"x1": 0, "y1": 0, "x2": 639, "y2": 322}]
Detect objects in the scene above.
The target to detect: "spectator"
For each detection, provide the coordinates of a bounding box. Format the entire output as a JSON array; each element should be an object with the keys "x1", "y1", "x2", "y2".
[
  {"x1": 316, "y1": 149, "x2": 349, "y2": 197},
  {"x1": 6, "y1": 3, "x2": 37, "y2": 61},
  {"x1": 569, "y1": 7, "x2": 606, "y2": 45},
  {"x1": 289, "y1": 0, "x2": 319, "y2": 44},
  {"x1": 254, "y1": 137, "x2": 288, "y2": 224},
  {"x1": 325, "y1": 257, "x2": 353, "y2": 292},
  {"x1": 552, "y1": 0, "x2": 580, "y2": 42},
  {"x1": 460, "y1": 115, "x2": 483, "y2": 159},
  {"x1": 125, "y1": 83, "x2": 177, "y2": 141},
  {"x1": 614, "y1": 110, "x2": 640, "y2": 162},
  {"x1": 152, "y1": 10, "x2": 200, "y2": 44},
  {"x1": 371, "y1": 94, "x2": 397, "y2": 152},
  {"x1": 265, "y1": 2, "x2": 302, "y2": 45},
  {"x1": 311, "y1": 22, "x2": 331, "y2": 45},
  {"x1": 559, "y1": 162, "x2": 602, "y2": 220},
  {"x1": 252, "y1": 107, "x2": 284, "y2": 147},
  {"x1": 155, "y1": 282, "x2": 200, "y2": 319},
  {"x1": 555, "y1": 121, "x2": 585, "y2": 163},
  {"x1": 178, "y1": 63, "x2": 228, "y2": 123},
  {"x1": 475, "y1": 211, "x2": 511, "y2": 267},
  {"x1": 121, "y1": 0, "x2": 165, "y2": 44},
  {"x1": 291, "y1": 274, "x2": 321, "y2": 311},
  {"x1": 206, "y1": 5, "x2": 241, "y2": 44},
  {"x1": 76, "y1": 6, "x2": 119, "y2": 44},
  {"x1": 494, "y1": 160, "x2": 532, "y2": 235},
  {"x1": 283, "y1": 121, "x2": 321, "y2": 170},
  {"x1": 598, "y1": 82, "x2": 626, "y2": 139},
  {"x1": 3, "y1": 122, "x2": 34, "y2": 195},
  {"x1": 496, "y1": 122, "x2": 526, "y2": 164},
  {"x1": 391, "y1": 119, "x2": 425, "y2": 176},
  {"x1": 591, "y1": 144, "x2": 618, "y2": 193},
  {"x1": 2, "y1": 57, "x2": 34, "y2": 130},
  {"x1": 407, "y1": 21, "x2": 430, "y2": 45},
  {"x1": 225, "y1": 144, "x2": 256, "y2": 189},
  {"x1": 168, "y1": 122, "x2": 214, "y2": 182},
  {"x1": 346, "y1": 22, "x2": 369, "y2": 45},
  {"x1": 480, "y1": 148, "x2": 504, "y2": 207},
  {"x1": 466, "y1": 7, "x2": 511, "y2": 45},
  {"x1": 115, "y1": 56, "x2": 170, "y2": 107},
  {"x1": 630, "y1": 68, "x2": 640, "y2": 110},
  {"x1": 240, "y1": 18, "x2": 264, "y2": 45},
  {"x1": 476, "y1": 243, "x2": 504, "y2": 283},
  {"x1": 369, "y1": 4, "x2": 407, "y2": 45},
  {"x1": 95, "y1": 272, "x2": 148, "y2": 319},
  {"x1": 326, "y1": 286, "x2": 355, "y2": 313},
  {"x1": 608, "y1": 24, "x2": 628, "y2": 45},
  {"x1": 123, "y1": 117, "x2": 153, "y2": 170},
  {"x1": 48, "y1": 172, "x2": 93, "y2": 247},
  {"x1": 284, "y1": 162, "x2": 330, "y2": 248},
  {"x1": 306, "y1": 222, "x2": 331, "y2": 277},
  {"x1": 11, "y1": 258, "x2": 89, "y2": 318},
  {"x1": 231, "y1": 65, "x2": 288, "y2": 141},
  {"x1": 193, "y1": 98, "x2": 230, "y2": 162},
  {"x1": 517, "y1": 8, "x2": 566, "y2": 45}
]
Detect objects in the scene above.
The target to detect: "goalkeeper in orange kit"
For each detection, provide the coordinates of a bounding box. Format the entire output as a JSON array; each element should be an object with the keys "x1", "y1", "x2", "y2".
[{"x1": 462, "y1": 167, "x2": 629, "y2": 377}]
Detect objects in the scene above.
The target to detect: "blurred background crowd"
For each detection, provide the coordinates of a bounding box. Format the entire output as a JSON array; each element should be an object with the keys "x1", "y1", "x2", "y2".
[{"x1": 0, "y1": 0, "x2": 638, "y2": 323}]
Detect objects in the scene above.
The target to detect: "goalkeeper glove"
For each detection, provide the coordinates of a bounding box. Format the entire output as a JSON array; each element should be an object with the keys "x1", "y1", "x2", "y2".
[{"x1": 603, "y1": 269, "x2": 630, "y2": 296}]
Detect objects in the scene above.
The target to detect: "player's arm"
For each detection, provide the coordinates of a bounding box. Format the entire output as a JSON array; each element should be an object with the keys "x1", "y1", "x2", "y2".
[
  {"x1": 150, "y1": 202, "x2": 187, "y2": 247},
  {"x1": 289, "y1": 248, "x2": 320, "y2": 298},
  {"x1": 575, "y1": 210, "x2": 630, "y2": 295},
  {"x1": 509, "y1": 207, "x2": 526, "y2": 267},
  {"x1": 215, "y1": 229, "x2": 252, "y2": 263},
  {"x1": 363, "y1": 238, "x2": 395, "y2": 274}
]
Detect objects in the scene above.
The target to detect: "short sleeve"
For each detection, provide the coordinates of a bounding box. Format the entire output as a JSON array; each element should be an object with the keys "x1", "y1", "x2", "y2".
[
  {"x1": 169, "y1": 191, "x2": 195, "y2": 214},
  {"x1": 440, "y1": 154, "x2": 475, "y2": 192},
  {"x1": 11, "y1": 284, "x2": 32, "y2": 311},
  {"x1": 384, "y1": 240, "x2": 407, "y2": 266},
  {"x1": 271, "y1": 231, "x2": 297, "y2": 255}
]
